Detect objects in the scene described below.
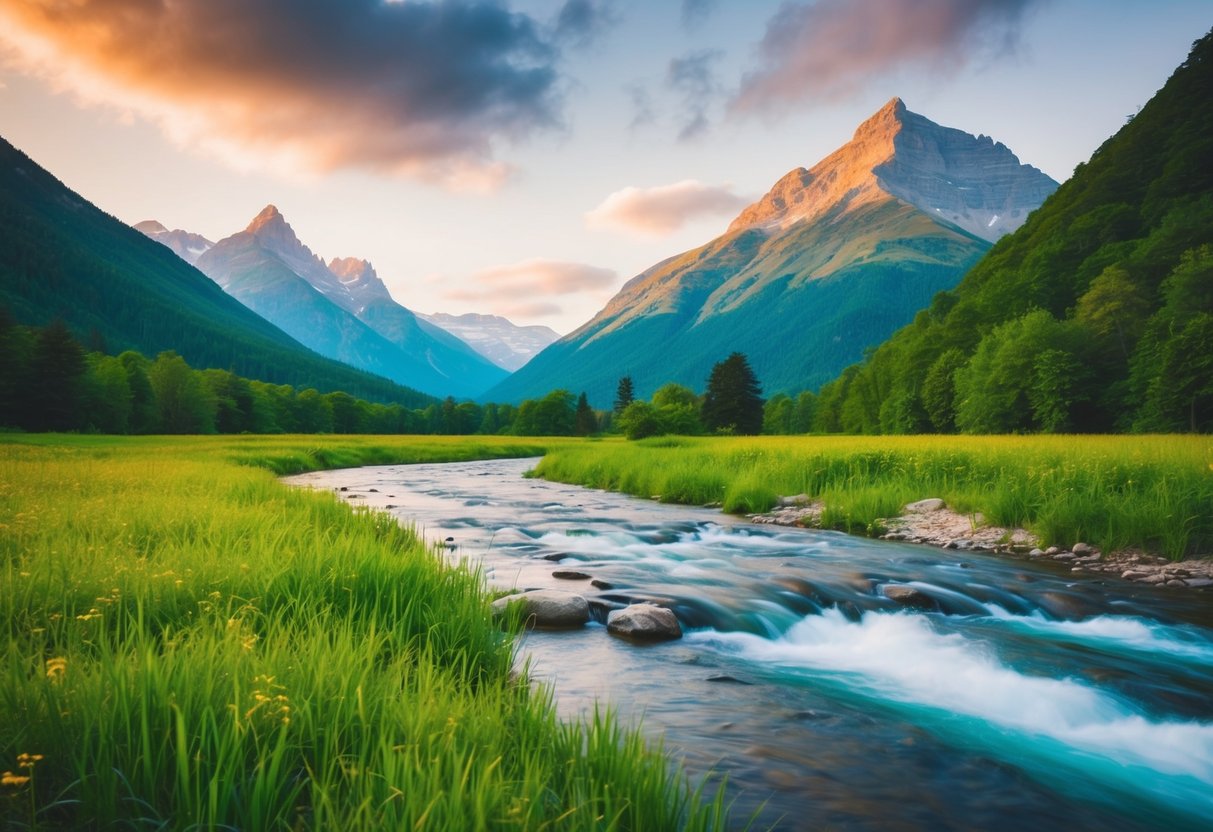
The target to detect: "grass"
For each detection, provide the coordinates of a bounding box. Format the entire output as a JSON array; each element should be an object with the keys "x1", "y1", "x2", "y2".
[
  {"x1": 532, "y1": 435, "x2": 1213, "y2": 560},
  {"x1": 0, "y1": 434, "x2": 729, "y2": 830}
]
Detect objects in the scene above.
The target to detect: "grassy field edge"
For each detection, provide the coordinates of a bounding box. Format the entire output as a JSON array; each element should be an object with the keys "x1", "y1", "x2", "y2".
[
  {"x1": 1, "y1": 435, "x2": 729, "y2": 830},
  {"x1": 532, "y1": 435, "x2": 1213, "y2": 560}
]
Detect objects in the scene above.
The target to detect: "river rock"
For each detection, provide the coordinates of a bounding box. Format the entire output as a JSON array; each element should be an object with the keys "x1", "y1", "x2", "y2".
[
  {"x1": 1072, "y1": 542, "x2": 1094, "y2": 556},
  {"x1": 491, "y1": 590, "x2": 589, "y2": 629},
  {"x1": 606, "y1": 603, "x2": 682, "y2": 641},
  {"x1": 905, "y1": 498, "x2": 946, "y2": 513},
  {"x1": 552, "y1": 570, "x2": 591, "y2": 580},
  {"x1": 1028, "y1": 548, "x2": 1044, "y2": 557},
  {"x1": 1121, "y1": 570, "x2": 1151, "y2": 581},
  {"x1": 1044, "y1": 546, "x2": 1061, "y2": 556},
  {"x1": 1185, "y1": 578, "x2": 1213, "y2": 588},
  {"x1": 880, "y1": 584, "x2": 937, "y2": 611},
  {"x1": 777, "y1": 493, "x2": 810, "y2": 507}
]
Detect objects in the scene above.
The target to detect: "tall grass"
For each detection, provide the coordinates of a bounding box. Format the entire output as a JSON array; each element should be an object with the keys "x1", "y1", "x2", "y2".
[
  {"x1": 533, "y1": 435, "x2": 1213, "y2": 559},
  {"x1": 0, "y1": 435, "x2": 728, "y2": 830}
]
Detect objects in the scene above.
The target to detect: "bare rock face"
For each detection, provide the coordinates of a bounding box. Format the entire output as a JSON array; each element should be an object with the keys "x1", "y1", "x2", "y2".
[
  {"x1": 134, "y1": 220, "x2": 214, "y2": 264},
  {"x1": 328, "y1": 256, "x2": 393, "y2": 310},
  {"x1": 729, "y1": 97, "x2": 1057, "y2": 243},
  {"x1": 606, "y1": 603, "x2": 682, "y2": 641}
]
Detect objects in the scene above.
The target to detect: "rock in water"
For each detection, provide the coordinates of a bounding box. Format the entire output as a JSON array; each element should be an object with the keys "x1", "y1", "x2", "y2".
[
  {"x1": 606, "y1": 604, "x2": 683, "y2": 641},
  {"x1": 491, "y1": 590, "x2": 589, "y2": 629},
  {"x1": 880, "y1": 584, "x2": 938, "y2": 610}
]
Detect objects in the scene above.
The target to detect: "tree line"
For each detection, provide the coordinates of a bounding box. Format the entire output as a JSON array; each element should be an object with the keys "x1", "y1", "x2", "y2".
[{"x1": 0, "y1": 318, "x2": 801, "y2": 439}]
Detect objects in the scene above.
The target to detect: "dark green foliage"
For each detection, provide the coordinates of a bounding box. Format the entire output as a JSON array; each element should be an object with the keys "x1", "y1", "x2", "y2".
[
  {"x1": 614, "y1": 376, "x2": 635, "y2": 414},
  {"x1": 763, "y1": 394, "x2": 795, "y2": 434},
  {"x1": 816, "y1": 29, "x2": 1213, "y2": 433},
  {"x1": 0, "y1": 137, "x2": 433, "y2": 408},
  {"x1": 574, "y1": 392, "x2": 597, "y2": 436},
  {"x1": 703, "y1": 353, "x2": 764, "y2": 435},
  {"x1": 31, "y1": 320, "x2": 87, "y2": 431},
  {"x1": 617, "y1": 401, "x2": 664, "y2": 440}
]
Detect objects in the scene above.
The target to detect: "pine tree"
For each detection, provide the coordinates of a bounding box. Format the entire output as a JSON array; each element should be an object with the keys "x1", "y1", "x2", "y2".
[
  {"x1": 574, "y1": 392, "x2": 597, "y2": 436},
  {"x1": 614, "y1": 376, "x2": 634, "y2": 414},
  {"x1": 702, "y1": 352, "x2": 764, "y2": 435}
]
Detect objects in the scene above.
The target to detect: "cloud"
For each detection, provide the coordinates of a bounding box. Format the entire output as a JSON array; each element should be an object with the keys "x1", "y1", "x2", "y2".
[
  {"x1": 554, "y1": 0, "x2": 619, "y2": 47},
  {"x1": 680, "y1": 0, "x2": 719, "y2": 29},
  {"x1": 731, "y1": 0, "x2": 1041, "y2": 113},
  {"x1": 0, "y1": 0, "x2": 566, "y2": 188},
  {"x1": 442, "y1": 258, "x2": 618, "y2": 318},
  {"x1": 667, "y1": 50, "x2": 724, "y2": 141},
  {"x1": 585, "y1": 180, "x2": 749, "y2": 237}
]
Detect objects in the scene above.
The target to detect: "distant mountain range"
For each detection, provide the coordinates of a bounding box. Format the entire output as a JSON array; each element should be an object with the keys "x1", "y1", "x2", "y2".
[
  {"x1": 0, "y1": 136, "x2": 432, "y2": 406},
  {"x1": 487, "y1": 98, "x2": 1057, "y2": 404},
  {"x1": 418, "y1": 312, "x2": 559, "y2": 371},
  {"x1": 141, "y1": 206, "x2": 509, "y2": 399}
]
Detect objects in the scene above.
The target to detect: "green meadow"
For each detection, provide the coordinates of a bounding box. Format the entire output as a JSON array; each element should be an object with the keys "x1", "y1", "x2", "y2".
[
  {"x1": 0, "y1": 435, "x2": 727, "y2": 830},
  {"x1": 534, "y1": 435, "x2": 1213, "y2": 559}
]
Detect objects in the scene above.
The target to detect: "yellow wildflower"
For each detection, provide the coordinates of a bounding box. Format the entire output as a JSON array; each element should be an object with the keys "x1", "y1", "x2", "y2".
[
  {"x1": 46, "y1": 658, "x2": 67, "y2": 682},
  {"x1": 1, "y1": 771, "x2": 30, "y2": 787}
]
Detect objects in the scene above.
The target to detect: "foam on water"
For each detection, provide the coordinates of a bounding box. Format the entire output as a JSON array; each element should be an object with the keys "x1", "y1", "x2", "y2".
[
  {"x1": 985, "y1": 607, "x2": 1213, "y2": 663},
  {"x1": 692, "y1": 609, "x2": 1213, "y2": 804}
]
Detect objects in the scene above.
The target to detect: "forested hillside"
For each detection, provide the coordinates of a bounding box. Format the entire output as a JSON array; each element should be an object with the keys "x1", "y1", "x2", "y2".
[
  {"x1": 0, "y1": 138, "x2": 432, "y2": 407},
  {"x1": 815, "y1": 29, "x2": 1213, "y2": 434}
]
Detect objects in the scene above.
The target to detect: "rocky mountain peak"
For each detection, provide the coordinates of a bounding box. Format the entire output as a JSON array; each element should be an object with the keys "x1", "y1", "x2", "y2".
[
  {"x1": 245, "y1": 204, "x2": 285, "y2": 234},
  {"x1": 134, "y1": 219, "x2": 168, "y2": 234},
  {"x1": 727, "y1": 99, "x2": 1057, "y2": 242},
  {"x1": 329, "y1": 256, "x2": 392, "y2": 306}
]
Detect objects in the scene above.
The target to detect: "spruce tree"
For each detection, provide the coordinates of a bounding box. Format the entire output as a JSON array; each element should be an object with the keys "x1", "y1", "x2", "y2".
[
  {"x1": 614, "y1": 376, "x2": 635, "y2": 414},
  {"x1": 702, "y1": 352, "x2": 764, "y2": 435},
  {"x1": 574, "y1": 392, "x2": 597, "y2": 436}
]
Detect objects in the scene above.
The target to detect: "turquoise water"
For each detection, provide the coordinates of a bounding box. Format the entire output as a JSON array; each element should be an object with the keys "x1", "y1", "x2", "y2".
[{"x1": 287, "y1": 458, "x2": 1213, "y2": 831}]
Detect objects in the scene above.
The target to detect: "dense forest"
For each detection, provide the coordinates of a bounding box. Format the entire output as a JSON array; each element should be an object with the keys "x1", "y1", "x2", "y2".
[
  {"x1": 0, "y1": 317, "x2": 623, "y2": 436},
  {"x1": 811, "y1": 29, "x2": 1213, "y2": 434},
  {"x1": 2, "y1": 317, "x2": 807, "y2": 439}
]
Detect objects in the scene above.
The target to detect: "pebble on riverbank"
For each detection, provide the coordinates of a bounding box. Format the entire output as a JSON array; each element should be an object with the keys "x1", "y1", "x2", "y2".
[{"x1": 750, "y1": 497, "x2": 1213, "y2": 591}]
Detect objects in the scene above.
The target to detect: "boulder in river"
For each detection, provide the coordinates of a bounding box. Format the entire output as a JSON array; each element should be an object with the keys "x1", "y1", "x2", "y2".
[
  {"x1": 606, "y1": 603, "x2": 683, "y2": 641},
  {"x1": 880, "y1": 584, "x2": 938, "y2": 611},
  {"x1": 492, "y1": 590, "x2": 589, "y2": 629}
]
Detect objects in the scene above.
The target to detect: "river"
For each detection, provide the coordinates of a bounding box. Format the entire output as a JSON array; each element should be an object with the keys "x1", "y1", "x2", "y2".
[{"x1": 284, "y1": 457, "x2": 1213, "y2": 831}]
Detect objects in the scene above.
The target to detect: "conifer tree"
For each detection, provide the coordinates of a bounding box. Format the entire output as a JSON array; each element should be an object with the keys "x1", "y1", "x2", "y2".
[
  {"x1": 702, "y1": 352, "x2": 764, "y2": 435},
  {"x1": 574, "y1": 392, "x2": 597, "y2": 436},
  {"x1": 614, "y1": 376, "x2": 635, "y2": 414}
]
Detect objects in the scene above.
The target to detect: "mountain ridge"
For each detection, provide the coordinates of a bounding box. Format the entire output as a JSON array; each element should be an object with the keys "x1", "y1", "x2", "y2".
[
  {"x1": 187, "y1": 206, "x2": 508, "y2": 399},
  {"x1": 0, "y1": 135, "x2": 433, "y2": 406},
  {"x1": 487, "y1": 99, "x2": 1056, "y2": 404}
]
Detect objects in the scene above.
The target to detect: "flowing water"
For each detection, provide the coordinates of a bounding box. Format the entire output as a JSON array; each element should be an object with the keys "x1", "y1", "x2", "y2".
[{"x1": 285, "y1": 458, "x2": 1213, "y2": 831}]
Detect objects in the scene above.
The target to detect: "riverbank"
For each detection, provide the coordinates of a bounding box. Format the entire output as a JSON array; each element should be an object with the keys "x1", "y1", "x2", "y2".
[
  {"x1": 532, "y1": 434, "x2": 1213, "y2": 572},
  {"x1": 750, "y1": 495, "x2": 1213, "y2": 591},
  {"x1": 0, "y1": 435, "x2": 727, "y2": 830}
]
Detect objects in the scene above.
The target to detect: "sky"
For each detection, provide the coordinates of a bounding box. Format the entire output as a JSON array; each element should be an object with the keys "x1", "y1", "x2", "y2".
[{"x1": 0, "y1": 0, "x2": 1209, "y2": 335}]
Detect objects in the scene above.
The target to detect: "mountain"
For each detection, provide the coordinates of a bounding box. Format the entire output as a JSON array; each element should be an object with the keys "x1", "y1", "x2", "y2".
[
  {"x1": 0, "y1": 136, "x2": 432, "y2": 406},
  {"x1": 133, "y1": 220, "x2": 214, "y2": 264},
  {"x1": 814, "y1": 29, "x2": 1213, "y2": 435},
  {"x1": 190, "y1": 207, "x2": 507, "y2": 399},
  {"x1": 420, "y1": 312, "x2": 560, "y2": 371},
  {"x1": 487, "y1": 98, "x2": 1057, "y2": 405}
]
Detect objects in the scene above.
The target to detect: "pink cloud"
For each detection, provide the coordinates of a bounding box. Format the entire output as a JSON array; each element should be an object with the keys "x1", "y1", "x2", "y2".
[
  {"x1": 0, "y1": 0, "x2": 564, "y2": 188},
  {"x1": 585, "y1": 180, "x2": 750, "y2": 236},
  {"x1": 732, "y1": 0, "x2": 1041, "y2": 113}
]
